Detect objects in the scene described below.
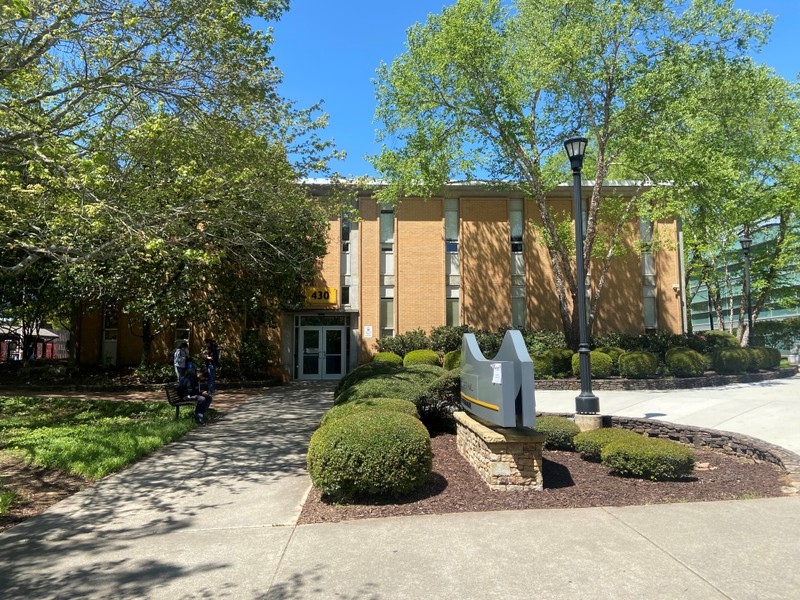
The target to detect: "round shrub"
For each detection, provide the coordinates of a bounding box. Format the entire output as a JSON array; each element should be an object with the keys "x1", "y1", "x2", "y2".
[
  {"x1": 442, "y1": 349, "x2": 462, "y2": 370},
  {"x1": 534, "y1": 416, "x2": 581, "y2": 450},
  {"x1": 307, "y1": 411, "x2": 432, "y2": 502},
  {"x1": 335, "y1": 364, "x2": 445, "y2": 406},
  {"x1": 571, "y1": 350, "x2": 613, "y2": 378},
  {"x1": 745, "y1": 347, "x2": 778, "y2": 371},
  {"x1": 618, "y1": 351, "x2": 660, "y2": 379},
  {"x1": 544, "y1": 348, "x2": 574, "y2": 377},
  {"x1": 595, "y1": 346, "x2": 625, "y2": 374},
  {"x1": 665, "y1": 347, "x2": 705, "y2": 378},
  {"x1": 601, "y1": 436, "x2": 695, "y2": 481},
  {"x1": 710, "y1": 348, "x2": 750, "y2": 375},
  {"x1": 417, "y1": 367, "x2": 461, "y2": 431},
  {"x1": 373, "y1": 352, "x2": 403, "y2": 365},
  {"x1": 403, "y1": 349, "x2": 441, "y2": 367},
  {"x1": 703, "y1": 330, "x2": 741, "y2": 351},
  {"x1": 532, "y1": 353, "x2": 554, "y2": 378},
  {"x1": 319, "y1": 397, "x2": 418, "y2": 427},
  {"x1": 574, "y1": 428, "x2": 641, "y2": 462},
  {"x1": 334, "y1": 361, "x2": 403, "y2": 398}
]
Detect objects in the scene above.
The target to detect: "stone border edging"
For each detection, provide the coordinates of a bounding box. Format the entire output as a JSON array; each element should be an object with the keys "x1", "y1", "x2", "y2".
[
  {"x1": 534, "y1": 367, "x2": 798, "y2": 391},
  {"x1": 541, "y1": 410, "x2": 800, "y2": 493}
]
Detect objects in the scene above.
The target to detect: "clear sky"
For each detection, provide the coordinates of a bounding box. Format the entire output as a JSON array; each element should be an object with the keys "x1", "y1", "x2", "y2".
[{"x1": 270, "y1": 1, "x2": 800, "y2": 179}]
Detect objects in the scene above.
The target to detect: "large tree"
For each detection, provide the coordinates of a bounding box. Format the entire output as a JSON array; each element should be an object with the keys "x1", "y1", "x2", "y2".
[{"x1": 371, "y1": 0, "x2": 770, "y2": 347}]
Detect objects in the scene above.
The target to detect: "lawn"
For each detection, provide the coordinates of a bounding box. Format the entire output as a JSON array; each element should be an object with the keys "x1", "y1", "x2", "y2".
[{"x1": 0, "y1": 396, "x2": 198, "y2": 515}]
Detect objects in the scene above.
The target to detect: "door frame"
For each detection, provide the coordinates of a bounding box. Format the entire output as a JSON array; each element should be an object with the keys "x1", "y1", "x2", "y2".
[{"x1": 297, "y1": 325, "x2": 348, "y2": 381}]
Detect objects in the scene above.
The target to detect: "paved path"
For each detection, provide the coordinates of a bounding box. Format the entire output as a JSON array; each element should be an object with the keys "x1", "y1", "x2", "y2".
[{"x1": 1, "y1": 379, "x2": 799, "y2": 599}]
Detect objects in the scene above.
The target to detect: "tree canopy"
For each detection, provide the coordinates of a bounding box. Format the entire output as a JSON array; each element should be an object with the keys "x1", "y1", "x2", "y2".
[{"x1": 371, "y1": 0, "x2": 773, "y2": 346}]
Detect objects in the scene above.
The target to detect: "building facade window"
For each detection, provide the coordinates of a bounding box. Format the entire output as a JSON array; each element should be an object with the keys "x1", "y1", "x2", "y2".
[
  {"x1": 445, "y1": 198, "x2": 460, "y2": 326},
  {"x1": 341, "y1": 202, "x2": 358, "y2": 308},
  {"x1": 380, "y1": 206, "x2": 395, "y2": 337},
  {"x1": 640, "y1": 219, "x2": 658, "y2": 330},
  {"x1": 510, "y1": 199, "x2": 526, "y2": 328}
]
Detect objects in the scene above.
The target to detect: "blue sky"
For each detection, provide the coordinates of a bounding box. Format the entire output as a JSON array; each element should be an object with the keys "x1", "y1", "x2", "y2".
[{"x1": 270, "y1": 1, "x2": 800, "y2": 178}]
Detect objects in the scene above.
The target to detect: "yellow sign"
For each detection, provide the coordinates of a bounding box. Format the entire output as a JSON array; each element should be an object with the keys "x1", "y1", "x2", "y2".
[{"x1": 305, "y1": 287, "x2": 337, "y2": 306}]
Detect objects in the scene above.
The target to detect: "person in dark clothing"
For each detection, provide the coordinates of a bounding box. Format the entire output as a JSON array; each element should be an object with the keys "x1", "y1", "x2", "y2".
[
  {"x1": 202, "y1": 338, "x2": 220, "y2": 396},
  {"x1": 177, "y1": 362, "x2": 212, "y2": 424}
]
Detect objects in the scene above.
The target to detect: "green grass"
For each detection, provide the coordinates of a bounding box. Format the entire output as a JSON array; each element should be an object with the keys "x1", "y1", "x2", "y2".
[
  {"x1": 0, "y1": 487, "x2": 16, "y2": 514},
  {"x1": 0, "y1": 396, "x2": 199, "y2": 480}
]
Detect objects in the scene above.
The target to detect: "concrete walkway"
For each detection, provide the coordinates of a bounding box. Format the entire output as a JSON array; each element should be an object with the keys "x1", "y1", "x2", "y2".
[{"x1": 2, "y1": 379, "x2": 799, "y2": 599}]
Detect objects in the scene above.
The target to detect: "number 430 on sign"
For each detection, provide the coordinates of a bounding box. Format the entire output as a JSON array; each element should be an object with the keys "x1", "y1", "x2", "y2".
[{"x1": 305, "y1": 287, "x2": 337, "y2": 306}]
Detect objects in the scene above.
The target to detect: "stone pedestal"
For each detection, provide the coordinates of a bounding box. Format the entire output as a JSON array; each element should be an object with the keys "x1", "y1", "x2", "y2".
[
  {"x1": 574, "y1": 413, "x2": 604, "y2": 432},
  {"x1": 453, "y1": 411, "x2": 545, "y2": 491}
]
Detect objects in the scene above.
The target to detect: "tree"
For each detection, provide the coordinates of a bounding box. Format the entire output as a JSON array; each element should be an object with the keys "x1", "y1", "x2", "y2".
[{"x1": 371, "y1": 0, "x2": 769, "y2": 348}]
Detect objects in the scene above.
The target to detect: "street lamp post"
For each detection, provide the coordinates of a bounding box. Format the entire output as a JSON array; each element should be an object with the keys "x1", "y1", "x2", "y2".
[
  {"x1": 564, "y1": 137, "x2": 599, "y2": 414},
  {"x1": 739, "y1": 235, "x2": 753, "y2": 345}
]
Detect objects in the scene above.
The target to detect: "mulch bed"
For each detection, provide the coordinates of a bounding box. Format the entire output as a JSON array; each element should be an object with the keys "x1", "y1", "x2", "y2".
[{"x1": 298, "y1": 433, "x2": 789, "y2": 524}]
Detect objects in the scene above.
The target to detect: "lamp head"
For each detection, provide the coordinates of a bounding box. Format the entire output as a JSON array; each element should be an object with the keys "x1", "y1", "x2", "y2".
[
  {"x1": 739, "y1": 235, "x2": 752, "y2": 252},
  {"x1": 564, "y1": 137, "x2": 588, "y2": 171}
]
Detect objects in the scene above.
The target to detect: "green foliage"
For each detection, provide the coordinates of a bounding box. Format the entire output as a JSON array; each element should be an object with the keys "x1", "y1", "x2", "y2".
[
  {"x1": 307, "y1": 411, "x2": 432, "y2": 502},
  {"x1": 0, "y1": 396, "x2": 196, "y2": 479},
  {"x1": 531, "y1": 353, "x2": 554, "y2": 378},
  {"x1": 134, "y1": 363, "x2": 174, "y2": 384},
  {"x1": 521, "y1": 329, "x2": 568, "y2": 355},
  {"x1": 375, "y1": 329, "x2": 430, "y2": 357},
  {"x1": 710, "y1": 348, "x2": 750, "y2": 374},
  {"x1": 319, "y1": 398, "x2": 418, "y2": 428},
  {"x1": 595, "y1": 346, "x2": 626, "y2": 375},
  {"x1": 544, "y1": 348, "x2": 574, "y2": 378},
  {"x1": 334, "y1": 364, "x2": 444, "y2": 406},
  {"x1": 0, "y1": 487, "x2": 16, "y2": 515},
  {"x1": 665, "y1": 348, "x2": 706, "y2": 378},
  {"x1": 442, "y1": 349, "x2": 462, "y2": 370},
  {"x1": 533, "y1": 416, "x2": 581, "y2": 451},
  {"x1": 703, "y1": 330, "x2": 742, "y2": 351},
  {"x1": 574, "y1": 428, "x2": 642, "y2": 462},
  {"x1": 417, "y1": 367, "x2": 462, "y2": 430},
  {"x1": 601, "y1": 437, "x2": 695, "y2": 481},
  {"x1": 745, "y1": 347, "x2": 781, "y2": 371},
  {"x1": 618, "y1": 351, "x2": 660, "y2": 379},
  {"x1": 752, "y1": 317, "x2": 800, "y2": 350},
  {"x1": 403, "y1": 349, "x2": 441, "y2": 367},
  {"x1": 473, "y1": 330, "x2": 503, "y2": 358},
  {"x1": 373, "y1": 352, "x2": 403, "y2": 365},
  {"x1": 572, "y1": 351, "x2": 613, "y2": 378},
  {"x1": 429, "y1": 325, "x2": 474, "y2": 354},
  {"x1": 232, "y1": 331, "x2": 276, "y2": 379},
  {"x1": 334, "y1": 362, "x2": 404, "y2": 398}
]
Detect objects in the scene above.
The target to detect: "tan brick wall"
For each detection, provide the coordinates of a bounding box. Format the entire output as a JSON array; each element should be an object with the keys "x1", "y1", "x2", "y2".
[
  {"x1": 315, "y1": 217, "x2": 340, "y2": 295},
  {"x1": 358, "y1": 197, "x2": 381, "y2": 359},
  {"x1": 461, "y1": 198, "x2": 512, "y2": 330},
  {"x1": 525, "y1": 198, "x2": 567, "y2": 330},
  {"x1": 396, "y1": 199, "x2": 445, "y2": 333},
  {"x1": 655, "y1": 218, "x2": 682, "y2": 333}
]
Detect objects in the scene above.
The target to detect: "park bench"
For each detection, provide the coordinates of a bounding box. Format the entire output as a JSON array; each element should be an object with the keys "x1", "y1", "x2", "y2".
[{"x1": 164, "y1": 384, "x2": 198, "y2": 419}]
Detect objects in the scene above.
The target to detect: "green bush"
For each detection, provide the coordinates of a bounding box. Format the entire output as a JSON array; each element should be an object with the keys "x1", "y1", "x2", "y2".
[
  {"x1": 134, "y1": 363, "x2": 174, "y2": 384},
  {"x1": 531, "y1": 353, "x2": 554, "y2": 378},
  {"x1": 334, "y1": 361, "x2": 403, "y2": 398},
  {"x1": 520, "y1": 328, "x2": 567, "y2": 354},
  {"x1": 403, "y1": 349, "x2": 441, "y2": 367},
  {"x1": 574, "y1": 428, "x2": 642, "y2": 462},
  {"x1": 442, "y1": 349, "x2": 462, "y2": 370},
  {"x1": 710, "y1": 348, "x2": 750, "y2": 374},
  {"x1": 601, "y1": 437, "x2": 695, "y2": 481},
  {"x1": 571, "y1": 350, "x2": 613, "y2": 378},
  {"x1": 665, "y1": 347, "x2": 706, "y2": 378},
  {"x1": 417, "y1": 367, "x2": 461, "y2": 430},
  {"x1": 335, "y1": 364, "x2": 445, "y2": 406},
  {"x1": 534, "y1": 416, "x2": 581, "y2": 450},
  {"x1": 307, "y1": 411, "x2": 432, "y2": 502},
  {"x1": 372, "y1": 351, "x2": 403, "y2": 365},
  {"x1": 745, "y1": 347, "x2": 780, "y2": 371},
  {"x1": 544, "y1": 348, "x2": 574, "y2": 378},
  {"x1": 618, "y1": 351, "x2": 660, "y2": 379},
  {"x1": 375, "y1": 328, "x2": 430, "y2": 357},
  {"x1": 429, "y1": 325, "x2": 474, "y2": 354},
  {"x1": 702, "y1": 330, "x2": 741, "y2": 351},
  {"x1": 319, "y1": 397, "x2": 418, "y2": 427},
  {"x1": 595, "y1": 346, "x2": 626, "y2": 375},
  {"x1": 474, "y1": 330, "x2": 503, "y2": 358}
]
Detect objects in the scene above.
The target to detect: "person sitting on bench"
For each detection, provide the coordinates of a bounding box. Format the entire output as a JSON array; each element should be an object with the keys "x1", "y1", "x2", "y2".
[{"x1": 177, "y1": 362, "x2": 212, "y2": 425}]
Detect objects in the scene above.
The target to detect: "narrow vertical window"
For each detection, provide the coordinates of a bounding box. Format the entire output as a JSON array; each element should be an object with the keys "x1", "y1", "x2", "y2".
[
  {"x1": 445, "y1": 198, "x2": 460, "y2": 325},
  {"x1": 640, "y1": 219, "x2": 657, "y2": 330},
  {"x1": 380, "y1": 206, "x2": 395, "y2": 336},
  {"x1": 510, "y1": 199, "x2": 525, "y2": 328}
]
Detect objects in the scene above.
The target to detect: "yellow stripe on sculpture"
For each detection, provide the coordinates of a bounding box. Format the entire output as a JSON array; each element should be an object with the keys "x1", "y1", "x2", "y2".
[{"x1": 460, "y1": 391, "x2": 499, "y2": 411}]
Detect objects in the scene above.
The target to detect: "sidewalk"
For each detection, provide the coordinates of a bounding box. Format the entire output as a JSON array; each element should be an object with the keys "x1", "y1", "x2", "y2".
[{"x1": 1, "y1": 380, "x2": 799, "y2": 599}]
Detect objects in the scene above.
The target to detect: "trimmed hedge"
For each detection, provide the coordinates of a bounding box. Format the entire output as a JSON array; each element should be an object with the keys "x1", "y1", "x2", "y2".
[
  {"x1": 710, "y1": 348, "x2": 750, "y2": 375},
  {"x1": 532, "y1": 353, "x2": 554, "y2": 378},
  {"x1": 544, "y1": 348, "x2": 574, "y2": 377},
  {"x1": 618, "y1": 351, "x2": 660, "y2": 379},
  {"x1": 403, "y1": 349, "x2": 441, "y2": 367},
  {"x1": 417, "y1": 367, "x2": 461, "y2": 430},
  {"x1": 574, "y1": 427, "x2": 641, "y2": 462},
  {"x1": 442, "y1": 349, "x2": 462, "y2": 370},
  {"x1": 665, "y1": 347, "x2": 705, "y2": 378},
  {"x1": 319, "y1": 397, "x2": 418, "y2": 427},
  {"x1": 595, "y1": 346, "x2": 625, "y2": 375},
  {"x1": 307, "y1": 411, "x2": 432, "y2": 501},
  {"x1": 373, "y1": 352, "x2": 403, "y2": 365},
  {"x1": 335, "y1": 364, "x2": 445, "y2": 406},
  {"x1": 571, "y1": 350, "x2": 613, "y2": 378},
  {"x1": 334, "y1": 361, "x2": 403, "y2": 398},
  {"x1": 745, "y1": 346, "x2": 780, "y2": 371},
  {"x1": 601, "y1": 437, "x2": 695, "y2": 481},
  {"x1": 534, "y1": 416, "x2": 581, "y2": 450}
]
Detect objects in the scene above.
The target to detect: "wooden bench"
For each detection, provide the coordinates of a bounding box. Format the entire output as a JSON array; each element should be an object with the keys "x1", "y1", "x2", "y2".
[{"x1": 164, "y1": 384, "x2": 198, "y2": 419}]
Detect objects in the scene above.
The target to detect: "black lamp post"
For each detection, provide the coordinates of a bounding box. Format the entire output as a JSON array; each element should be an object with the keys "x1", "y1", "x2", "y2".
[
  {"x1": 739, "y1": 235, "x2": 753, "y2": 345},
  {"x1": 564, "y1": 137, "x2": 599, "y2": 414}
]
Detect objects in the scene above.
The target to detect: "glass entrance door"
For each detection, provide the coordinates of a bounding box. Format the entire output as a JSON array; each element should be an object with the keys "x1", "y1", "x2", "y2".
[{"x1": 299, "y1": 326, "x2": 346, "y2": 380}]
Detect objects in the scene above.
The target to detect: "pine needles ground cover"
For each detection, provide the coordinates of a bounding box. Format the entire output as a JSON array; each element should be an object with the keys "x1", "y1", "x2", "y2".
[{"x1": 0, "y1": 396, "x2": 197, "y2": 481}]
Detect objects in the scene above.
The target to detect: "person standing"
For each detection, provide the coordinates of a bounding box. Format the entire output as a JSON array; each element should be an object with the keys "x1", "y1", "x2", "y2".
[
  {"x1": 202, "y1": 338, "x2": 220, "y2": 395},
  {"x1": 173, "y1": 340, "x2": 189, "y2": 381}
]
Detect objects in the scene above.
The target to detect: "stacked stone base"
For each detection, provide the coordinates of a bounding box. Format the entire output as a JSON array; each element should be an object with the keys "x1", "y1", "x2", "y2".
[{"x1": 454, "y1": 411, "x2": 545, "y2": 491}]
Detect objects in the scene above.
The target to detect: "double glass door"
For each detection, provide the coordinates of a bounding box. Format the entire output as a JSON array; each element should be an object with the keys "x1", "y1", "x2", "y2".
[{"x1": 299, "y1": 326, "x2": 346, "y2": 380}]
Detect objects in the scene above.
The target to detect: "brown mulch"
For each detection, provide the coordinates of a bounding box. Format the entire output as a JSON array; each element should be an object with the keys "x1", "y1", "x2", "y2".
[{"x1": 298, "y1": 433, "x2": 790, "y2": 524}]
